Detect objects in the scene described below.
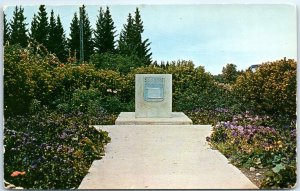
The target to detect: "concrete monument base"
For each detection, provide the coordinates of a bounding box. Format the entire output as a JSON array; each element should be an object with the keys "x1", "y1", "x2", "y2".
[{"x1": 115, "y1": 112, "x2": 193, "y2": 125}]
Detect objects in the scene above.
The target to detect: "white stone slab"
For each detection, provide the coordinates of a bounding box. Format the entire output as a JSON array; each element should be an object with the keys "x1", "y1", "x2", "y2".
[
  {"x1": 135, "y1": 74, "x2": 172, "y2": 118},
  {"x1": 115, "y1": 112, "x2": 192, "y2": 125},
  {"x1": 79, "y1": 125, "x2": 257, "y2": 189}
]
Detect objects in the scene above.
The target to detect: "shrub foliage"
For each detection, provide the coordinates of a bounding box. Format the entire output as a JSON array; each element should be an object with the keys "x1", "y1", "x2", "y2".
[{"x1": 233, "y1": 58, "x2": 296, "y2": 118}]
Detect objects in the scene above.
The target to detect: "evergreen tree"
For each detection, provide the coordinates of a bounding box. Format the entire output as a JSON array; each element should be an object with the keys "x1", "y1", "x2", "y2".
[
  {"x1": 68, "y1": 12, "x2": 80, "y2": 60},
  {"x1": 94, "y1": 7, "x2": 104, "y2": 54},
  {"x1": 133, "y1": 8, "x2": 152, "y2": 64},
  {"x1": 94, "y1": 6, "x2": 116, "y2": 54},
  {"x1": 79, "y1": 5, "x2": 93, "y2": 61},
  {"x1": 140, "y1": 38, "x2": 152, "y2": 64},
  {"x1": 4, "y1": 13, "x2": 10, "y2": 45},
  {"x1": 42, "y1": 10, "x2": 68, "y2": 62},
  {"x1": 48, "y1": 10, "x2": 56, "y2": 54},
  {"x1": 118, "y1": 8, "x2": 152, "y2": 65},
  {"x1": 54, "y1": 15, "x2": 68, "y2": 61},
  {"x1": 29, "y1": 14, "x2": 38, "y2": 40},
  {"x1": 118, "y1": 13, "x2": 134, "y2": 56},
  {"x1": 34, "y1": 5, "x2": 49, "y2": 46},
  {"x1": 133, "y1": 8, "x2": 143, "y2": 45},
  {"x1": 10, "y1": 6, "x2": 28, "y2": 47}
]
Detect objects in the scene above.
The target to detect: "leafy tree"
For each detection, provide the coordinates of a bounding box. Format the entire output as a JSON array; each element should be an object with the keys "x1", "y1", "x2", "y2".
[
  {"x1": 90, "y1": 52, "x2": 142, "y2": 74},
  {"x1": 221, "y1": 63, "x2": 239, "y2": 83},
  {"x1": 10, "y1": 6, "x2": 28, "y2": 47},
  {"x1": 4, "y1": 13, "x2": 11, "y2": 45},
  {"x1": 94, "y1": 7, "x2": 116, "y2": 54},
  {"x1": 33, "y1": 5, "x2": 49, "y2": 46},
  {"x1": 68, "y1": 12, "x2": 80, "y2": 60}
]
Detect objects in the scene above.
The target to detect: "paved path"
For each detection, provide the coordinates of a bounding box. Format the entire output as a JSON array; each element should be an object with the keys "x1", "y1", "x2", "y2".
[{"x1": 79, "y1": 125, "x2": 257, "y2": 189}]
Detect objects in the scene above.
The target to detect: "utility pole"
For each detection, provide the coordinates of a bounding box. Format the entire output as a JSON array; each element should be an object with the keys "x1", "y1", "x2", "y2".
[{"x1": 79, "y1": 6, "x2": 84, "y2": 62}]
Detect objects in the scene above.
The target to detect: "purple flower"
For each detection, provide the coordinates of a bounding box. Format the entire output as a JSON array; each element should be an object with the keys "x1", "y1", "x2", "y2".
[
  {"x1": 232, "y1": 131, "x2": 238, "y2": 137},
  {"x1": 237, "y1": 126, "x2": 244, "y2": 131}
]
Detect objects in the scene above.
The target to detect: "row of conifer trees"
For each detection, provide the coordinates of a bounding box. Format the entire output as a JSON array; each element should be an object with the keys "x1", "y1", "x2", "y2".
[{"x1": 4, "y1": 5, "x2": 152, "y2": 64}]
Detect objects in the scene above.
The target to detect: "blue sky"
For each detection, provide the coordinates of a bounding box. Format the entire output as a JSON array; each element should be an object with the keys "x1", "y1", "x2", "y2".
[{"x1": 4, "y1": 4, "x2": 297, "y2": 74}]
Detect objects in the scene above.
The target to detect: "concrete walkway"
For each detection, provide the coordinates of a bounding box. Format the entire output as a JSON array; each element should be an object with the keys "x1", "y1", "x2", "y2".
[{"x1": 79, "y1": 125, "x2": 257, "y2": 189}]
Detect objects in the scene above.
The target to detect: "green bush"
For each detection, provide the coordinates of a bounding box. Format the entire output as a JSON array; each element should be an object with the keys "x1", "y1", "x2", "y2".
[
  {"x1": 166, "y1": 62, "x2": 231, "y2": 111},
  {"x1": 4, "y1": 44, "x2": 59, "y2": 115},
  {"x1": 90, "y1": 52, "x2": 148, "y2": 74},
  {"x1": 233, "y1": 58, "x2": 296, "y2": 118},
  {"x1": 4, "y1": 44, "x2": 132, "y2": 116},
  {"x1": 4, "y1": 110, "x2": 110, "y2": 189},
  {"x1": 55, "y1": 88, "x2": 118, "y2": 124}
]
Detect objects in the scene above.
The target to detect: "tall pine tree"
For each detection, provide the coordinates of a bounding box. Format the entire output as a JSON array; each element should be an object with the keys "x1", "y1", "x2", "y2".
[
  {"x1": 48, "y1": 10, "x2": 57, "y2": 54},
  {"x1": 54, "y1": 15, "x2": 68, "y2": 61},
  {"x1": 68, "y1": 12, "x2": 80, "y2": 60},
  {"x1": 68, "y1": 5, "x2": 93, "y2": 62},
  {"x1": 94, "y1": 7, "x2": 104, "y2": 53},
  {"x1": 118, "y1": 13, "x2": 134, "y2": 56},
  {"x1": 118, "y1": 8, "x2": 152, "y2": 65},
  {"x1": 4, "y1": 13, "x2": 10, "y2": 45},
  {"x1": 80, "y1": 5, "x2": 93, "y2": 61},
  {"x1": 10, "y1": 6, "x2": 28, "y2": 47},
  {"x1": 33, "y1": 5, "x2": 49, "y2": 46},
  {"x1": 29, "y1": 14, "x2": 38, "y2": 41},
  {"x1": 133, "y1": 8, "x2": 152, "y2": 64},
  {"x1": 94, "y1": 6, "x2": 116, "y2": 54}
]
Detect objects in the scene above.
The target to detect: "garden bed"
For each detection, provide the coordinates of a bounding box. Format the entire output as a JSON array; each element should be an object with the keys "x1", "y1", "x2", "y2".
[
  {"x1": 207, "y1": 111, "x2": 296, "y2": 189},
  {"x1": 4, "y1": 110, "x2": 111, "y2": 189}
]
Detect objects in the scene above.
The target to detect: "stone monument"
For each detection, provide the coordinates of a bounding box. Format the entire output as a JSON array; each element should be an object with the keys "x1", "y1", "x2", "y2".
[
  {"x1": 115, "y1": 74, "x2": 192, "y2": 125},
  {"x1": 135, "y1": 74, "x2": 172, "y2": 118}
]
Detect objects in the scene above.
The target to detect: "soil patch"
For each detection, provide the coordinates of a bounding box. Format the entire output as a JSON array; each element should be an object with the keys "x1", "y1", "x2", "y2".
[{"x1": 239, "y1": 167, "x2": 269, "y2": 188}]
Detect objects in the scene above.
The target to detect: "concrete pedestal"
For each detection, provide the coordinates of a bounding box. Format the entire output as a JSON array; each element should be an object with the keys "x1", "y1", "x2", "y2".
[{"x1": 115, "y1": 112, "x2": 193, "y2": 125}]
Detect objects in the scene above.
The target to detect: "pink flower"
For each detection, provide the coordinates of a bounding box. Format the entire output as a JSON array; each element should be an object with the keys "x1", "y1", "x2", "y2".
[{"x1": 11, "y1": 171, "x2": 26, "y2": 177}]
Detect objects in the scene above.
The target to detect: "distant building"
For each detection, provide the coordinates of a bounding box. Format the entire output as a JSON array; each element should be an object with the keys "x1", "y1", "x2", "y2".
[{"x1": 249, "y1": 64, "x2": 260, "y2": 72}]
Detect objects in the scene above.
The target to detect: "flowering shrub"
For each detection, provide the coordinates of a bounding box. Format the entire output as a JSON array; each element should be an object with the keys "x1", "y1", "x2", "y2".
[
  {"x1": 4, "y1": 44, "x2": 132, "y2": 117},
  {"x1": 4, "y1": 44, "x2": 58, "y2": 115},
  {"x1": 4, "y1": 110, "x2": 111, "y2": 189},
  {"x1": 210, "y1": 112, "x2": 296, "y2": 188},
  {"x1": 233, "y1": 58, "x2": 296, "y2": 118},
  {"x1": 55, "y1": 88, "x2": 118, "y2": 124}
]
